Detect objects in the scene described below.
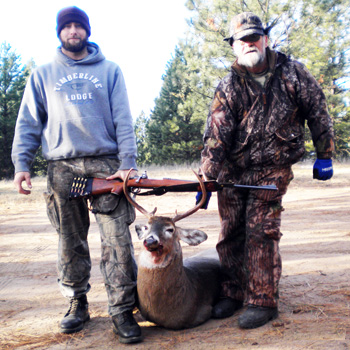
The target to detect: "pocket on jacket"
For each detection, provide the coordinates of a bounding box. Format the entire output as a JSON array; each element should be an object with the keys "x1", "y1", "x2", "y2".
[
  {"x1": 275, "y1": 125, "x2": 303, "y2": 147},
  {"x1": 273, "y1": 125, "x2": 305, "y2": 165}
]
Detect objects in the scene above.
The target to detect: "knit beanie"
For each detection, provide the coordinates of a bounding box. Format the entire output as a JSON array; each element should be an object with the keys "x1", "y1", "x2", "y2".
[{"x1": 56, "y1": 6, "x2": 91, "y2": 37}]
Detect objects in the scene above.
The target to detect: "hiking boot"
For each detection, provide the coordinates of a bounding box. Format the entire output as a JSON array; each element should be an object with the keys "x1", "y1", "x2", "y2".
[
  {"x1": 112, "y1": 311, "x2": 143, "y2": 344},
  {"x1": 212, "y1": 298, "x2": 243, "y2": 319},
  {"x1": 238, "y1": 304, "x2": 278, "y2": 329},
  {"x1": 60, "y1": 295, "x2": 90, "y2": 334}
]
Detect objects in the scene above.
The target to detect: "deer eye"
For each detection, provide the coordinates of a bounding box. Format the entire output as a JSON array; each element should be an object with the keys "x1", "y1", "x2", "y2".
[
  {"x1": 165, "y1": 228, "x2": 174, "y2": 234},
  {"x1": 143, "y1": 225, "x2": 149, "y2": 232}
]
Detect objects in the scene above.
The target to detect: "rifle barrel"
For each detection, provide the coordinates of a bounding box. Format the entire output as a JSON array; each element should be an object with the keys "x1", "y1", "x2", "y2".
[{"x1": 69, "y1": 176, "x2": 278, "y2": 199}]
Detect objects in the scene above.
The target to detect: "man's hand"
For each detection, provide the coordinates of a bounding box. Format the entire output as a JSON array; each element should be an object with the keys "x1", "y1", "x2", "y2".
[
  {"x1": 195, "y1": 191, "x2": 212, "y2": 209},
  {"x1": 14, "y1": 171, "x2": 32, "y2": 195},
  {"x1": 106, "y1": 169, "x2": 138, "y2": 182},
  {"x1": 313, "y1": 159, "x2": 333, "y2": 181}
]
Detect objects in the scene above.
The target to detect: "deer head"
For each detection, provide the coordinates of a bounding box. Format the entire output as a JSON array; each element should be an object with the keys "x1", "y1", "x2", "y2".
[{"x1": 123, "y1": 169, "x2": 208, "y2": 267}]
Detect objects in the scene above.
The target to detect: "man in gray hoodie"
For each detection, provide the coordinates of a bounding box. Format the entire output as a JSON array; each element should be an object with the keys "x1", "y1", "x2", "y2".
[{"x1": 12, "y1": 6, "x2": 142, "y2": 344}]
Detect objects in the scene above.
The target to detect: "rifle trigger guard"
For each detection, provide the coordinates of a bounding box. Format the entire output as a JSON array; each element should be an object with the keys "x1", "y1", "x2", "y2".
[{"x1": 131, "y1": 187, "x2": 141, "y2": 195}]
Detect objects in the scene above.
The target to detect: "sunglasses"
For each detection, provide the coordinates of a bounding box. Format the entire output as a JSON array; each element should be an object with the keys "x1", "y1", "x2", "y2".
[{"x1": 239, "y1": 34, "x2": 262, "y2": 43}]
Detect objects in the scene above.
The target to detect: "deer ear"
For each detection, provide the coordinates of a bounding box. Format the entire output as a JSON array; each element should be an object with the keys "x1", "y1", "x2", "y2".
[
  {"x1": 177, "y1": 228, "x2": 208, "y2": 246},
  {"x1": 135, "y1": 224, "x2": 146, "y2": 240}
]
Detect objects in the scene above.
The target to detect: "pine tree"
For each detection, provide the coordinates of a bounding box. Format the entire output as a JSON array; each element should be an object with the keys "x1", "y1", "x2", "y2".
[
  {"x1": 0, "y1": 43, "x2": 32, "y2": 179},
  {"x1": 140, "y1": 46, "x2": 206, "y2": 165},
  {"x1": 134, "y1": 111, "x2": 150, "y2": 165}
]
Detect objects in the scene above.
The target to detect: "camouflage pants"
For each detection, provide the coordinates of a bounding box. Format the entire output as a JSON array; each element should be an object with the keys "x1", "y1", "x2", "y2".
[
  {"x1": 44, "y1": 157, "x2": 137, "y2": 316},
  {"x1": 216, "y1": 166, "x2": 293, "y2": 308}
]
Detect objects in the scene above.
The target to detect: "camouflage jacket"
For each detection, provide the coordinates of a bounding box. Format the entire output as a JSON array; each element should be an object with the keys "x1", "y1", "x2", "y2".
[{"x1": 201, "y1": 48, "x2": 335, "y2": 180}]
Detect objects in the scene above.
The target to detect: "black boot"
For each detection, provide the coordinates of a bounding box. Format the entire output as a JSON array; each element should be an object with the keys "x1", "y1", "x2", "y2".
[
  {"x1": 112, "y1": 311, "x2": 143, "y2": 344},
  {"x1": 238, "y1": 304, "x2": 278, "y2": 329},
  {"x1": 60, "y1": 295, "x2": 90, "y2": 334},
  {"x1": 212, "y1": 298, "x2": 243, "y2": 319}
]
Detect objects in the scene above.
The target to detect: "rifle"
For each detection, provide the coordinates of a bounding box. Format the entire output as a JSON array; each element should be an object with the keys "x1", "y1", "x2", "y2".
[{"x1": 69, "y1": 171, "x2": 278, "y2": 199}]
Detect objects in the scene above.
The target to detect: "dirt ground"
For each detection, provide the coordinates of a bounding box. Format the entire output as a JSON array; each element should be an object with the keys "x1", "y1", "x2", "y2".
[{"x1": 1, "y1": 163, "x2": 350, "y2": 350}]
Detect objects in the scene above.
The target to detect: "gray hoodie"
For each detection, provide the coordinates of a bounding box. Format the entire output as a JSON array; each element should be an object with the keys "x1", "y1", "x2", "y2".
[{"x1": 12, "y1": 42, "x2": 137, "y2": 173}]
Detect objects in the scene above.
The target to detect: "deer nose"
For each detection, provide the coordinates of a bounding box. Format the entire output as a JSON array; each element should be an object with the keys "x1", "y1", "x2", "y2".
[{"x1": 144, "y1": 236, "x2": 159, "y2": 250}]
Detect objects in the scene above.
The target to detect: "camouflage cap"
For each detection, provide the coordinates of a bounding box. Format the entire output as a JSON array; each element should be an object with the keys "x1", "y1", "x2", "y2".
[{"x1": 224, "y1": 12, "x2": 265, "y2": 44}]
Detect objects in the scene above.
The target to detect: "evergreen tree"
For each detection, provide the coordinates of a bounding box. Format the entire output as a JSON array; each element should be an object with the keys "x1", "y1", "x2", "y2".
[
  {"x1": 140, "y1": 46, "x2": 206, "y2": 165},
  {"x1": 134, "y1": 111, "x2": 150, "y2": 165},
  {"x1": 0, "y1": 43, "x2": 32, "y2": 179}
]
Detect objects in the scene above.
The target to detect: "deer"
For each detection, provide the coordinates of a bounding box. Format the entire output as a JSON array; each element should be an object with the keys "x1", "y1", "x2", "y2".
[{"x1": 123, "y1": 169, "x2": 221, "y2": 330}]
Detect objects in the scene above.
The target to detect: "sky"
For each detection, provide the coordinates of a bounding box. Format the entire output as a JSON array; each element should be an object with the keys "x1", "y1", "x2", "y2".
[{"x1": 0, "y1": 0, "x2": 191, "y2": 119}]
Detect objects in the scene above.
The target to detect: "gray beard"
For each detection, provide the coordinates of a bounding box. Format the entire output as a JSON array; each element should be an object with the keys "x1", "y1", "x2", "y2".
[{"x1": 237, "y1": 50, "x2": 265, "y2": 68}]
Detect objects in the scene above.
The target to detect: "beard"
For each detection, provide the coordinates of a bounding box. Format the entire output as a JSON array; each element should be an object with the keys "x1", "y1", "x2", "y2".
[
  {"x1": 236, "y1": 49, "x2": 266, "y2": 69},
  {"x1": 60, "y1": 37, "x2": 88, "y2": 53}
]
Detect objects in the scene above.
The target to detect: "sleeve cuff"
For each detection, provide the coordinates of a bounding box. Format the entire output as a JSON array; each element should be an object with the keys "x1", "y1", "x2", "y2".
[
  {"x1": 119, "y1": 155, "x2": 138, "y2": 171},
  {"x1": 317, "y1": 152, "x2": 333, "y2": 159}
]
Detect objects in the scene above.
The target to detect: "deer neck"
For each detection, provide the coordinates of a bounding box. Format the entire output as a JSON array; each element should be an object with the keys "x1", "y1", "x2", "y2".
[
  {"x1": 138, "y1": 241, "x2": 189, "y2": 284},
  {"x1": 138, "y1": 249, "x2": 189, "y2": 293}
]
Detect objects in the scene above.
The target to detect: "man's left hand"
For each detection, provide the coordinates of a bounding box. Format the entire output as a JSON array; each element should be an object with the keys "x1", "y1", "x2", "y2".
[
  {"x1": 195, "y1": 191, "x2": 212, "y2": 209},
  {"x1": 313, "y1": 159, "x2": 333, "y2": 181},
  {"x1": 106, "y1": 169, "x2": 138, "y2": 182}
]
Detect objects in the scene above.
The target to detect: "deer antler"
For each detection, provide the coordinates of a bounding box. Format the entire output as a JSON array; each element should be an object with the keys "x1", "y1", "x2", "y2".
[
  {"x1": 123, "y1": 169, "x2": 157, "y2": 218},
  {"x1": 172, "y1": 170, "x2": 207, "y2": 223}
]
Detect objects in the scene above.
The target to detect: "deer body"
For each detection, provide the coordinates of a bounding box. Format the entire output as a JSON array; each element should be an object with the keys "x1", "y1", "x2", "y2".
[
  {"x1": 123, "y1": 170, "x2": 221, "y2": 329},
  {"x1": 136, "y1": 218, "x2": 221, "y2": 329}
]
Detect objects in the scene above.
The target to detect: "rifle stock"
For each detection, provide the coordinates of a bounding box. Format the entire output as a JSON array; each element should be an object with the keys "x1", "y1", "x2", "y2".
[
  {"x1": 70, "y1": 177, "x2": 198, "y2": 198},
  {"x1": 69, "y1": 176, "x2": 277, "y2": 199}
]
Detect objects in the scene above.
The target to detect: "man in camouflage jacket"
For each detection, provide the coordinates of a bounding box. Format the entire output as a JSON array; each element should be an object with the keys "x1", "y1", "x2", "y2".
[{"x1": 199, "y1": 12, "x2": 334, "y2": 329}]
